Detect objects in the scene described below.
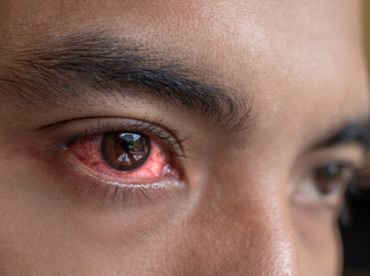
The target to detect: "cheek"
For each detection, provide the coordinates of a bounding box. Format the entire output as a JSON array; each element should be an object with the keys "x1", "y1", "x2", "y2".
[
  {"x1": 291, "y1": 203, "x2": 341, "y2": 276},
  {"x1": 69, "y1": 139, "x2": 169, "y2": 180}
]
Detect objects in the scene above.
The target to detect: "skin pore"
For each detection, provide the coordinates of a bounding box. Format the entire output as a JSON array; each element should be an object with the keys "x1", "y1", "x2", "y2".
[{"x1": 0, "y1": 0, "x2": 369, "y2": 275}]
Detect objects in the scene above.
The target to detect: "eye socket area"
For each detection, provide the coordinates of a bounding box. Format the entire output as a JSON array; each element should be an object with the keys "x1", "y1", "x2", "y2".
[
  {"x1": 68, "y1": 131, "x2": 176, "y2": 181},
  {"x1": 290, "y1": 142, "x2": 367, "y2": 208},
  {"x1": 292, "y1": 162, "x2": 356, "y2": 206}
]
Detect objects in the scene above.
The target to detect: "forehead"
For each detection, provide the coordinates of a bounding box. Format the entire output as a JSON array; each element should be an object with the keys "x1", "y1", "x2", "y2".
[{"x1": 0, "y1": 0, "x2": 368, "y2": 143}]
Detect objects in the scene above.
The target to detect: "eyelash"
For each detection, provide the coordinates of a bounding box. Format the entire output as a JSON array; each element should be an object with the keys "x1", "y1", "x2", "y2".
[
  {"x1": 54, "y1": 121, "x2": 185, "y2": 157},
  {"x1": 48, "y1": 120, "x2": 186, "y2": 208}
]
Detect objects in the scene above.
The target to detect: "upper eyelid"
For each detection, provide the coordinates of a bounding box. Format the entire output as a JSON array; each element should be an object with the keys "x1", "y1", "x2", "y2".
[
  {"x1": 43, "y1": 117, "x2": 188, "y2": 157},
  {"x1": 298, "y1": 143, "x2": 366, "y2": 166},
  {"x1": 289, "y1": 146, "x2": 366, "y2": 183}
]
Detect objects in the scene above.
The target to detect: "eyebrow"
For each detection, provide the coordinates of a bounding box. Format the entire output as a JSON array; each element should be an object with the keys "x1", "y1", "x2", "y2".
[
  {"x1": 310, "y1": 119, "x2": 370, "y2": 151},
  {"x1": 0, "y1": 31, "x2": 251, "y2": 131}
]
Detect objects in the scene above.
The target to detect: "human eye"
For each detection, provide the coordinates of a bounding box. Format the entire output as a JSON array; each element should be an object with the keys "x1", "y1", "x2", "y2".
[
  {"x1": 312, "y1": 164, "x2": 353, "y2": 197},
  {"x1": 44, "y1": 118, "x2": 186, "y2": 210},
  {"x1": 293, "y1": 162, "x2": 358, "y2": 207}
]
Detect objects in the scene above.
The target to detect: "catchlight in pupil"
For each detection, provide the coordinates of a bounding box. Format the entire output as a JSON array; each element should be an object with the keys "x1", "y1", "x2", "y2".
[{"x1": 100, "y1": 132, "x2": 151, "y2": 171}]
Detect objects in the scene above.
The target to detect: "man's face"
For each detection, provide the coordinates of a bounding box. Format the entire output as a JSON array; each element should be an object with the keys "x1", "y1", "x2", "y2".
[{"x1": 0, "y1": 0, "x2": 368, "y2": 275}]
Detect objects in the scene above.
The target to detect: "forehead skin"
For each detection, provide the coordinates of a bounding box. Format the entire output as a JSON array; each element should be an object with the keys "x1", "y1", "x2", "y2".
[
  {"x1": 0, "y1": 1, "x2": 368, "y2": 276},
  {"x1": 0, "y1": 0, "x2": 368, "y2": 141}
]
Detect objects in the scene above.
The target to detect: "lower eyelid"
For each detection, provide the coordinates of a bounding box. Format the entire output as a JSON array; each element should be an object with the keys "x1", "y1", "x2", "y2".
[
  {"x1": 9, "y1": 119, "x2": 187, "y2": 209},
  {"x1": 62, "y1": 163, "x2": 184, "y2": 208},
  {"x1": 56, "y1": 132, "x2": 186, "y2": 206},
  {"x1": 41, "y1": 145, "x2": 184, "y2": 209},
  {"x1": 292, "y1": 179, "x2": 347, "y2": 208}
]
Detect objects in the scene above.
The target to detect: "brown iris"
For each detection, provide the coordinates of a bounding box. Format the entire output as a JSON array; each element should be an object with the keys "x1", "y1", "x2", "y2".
[
  {"x1": 313, "y1": 164, "x2": 351, "y2": 196},
  {"x1": 100, "y1": 132, "x2": 151, "y2": 171}
]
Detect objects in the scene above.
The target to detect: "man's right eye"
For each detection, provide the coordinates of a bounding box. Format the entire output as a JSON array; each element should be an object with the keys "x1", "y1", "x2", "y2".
[
  {"x1": 45, "y1": 118, "x2": 187, "y2": 209},
  {"x1": 68, "y1": 130, "x2": 174, "y2": 180}
]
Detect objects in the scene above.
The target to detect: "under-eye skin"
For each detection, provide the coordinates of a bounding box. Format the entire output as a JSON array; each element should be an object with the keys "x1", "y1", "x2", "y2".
[{"x1": 45, "y1": 118, "x2": 186, "y2": 208}]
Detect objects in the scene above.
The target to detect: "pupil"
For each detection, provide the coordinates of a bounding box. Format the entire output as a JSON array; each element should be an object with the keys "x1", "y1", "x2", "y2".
[{"x1": 120, "y1": 140, "x2": 130, "y2": 151}]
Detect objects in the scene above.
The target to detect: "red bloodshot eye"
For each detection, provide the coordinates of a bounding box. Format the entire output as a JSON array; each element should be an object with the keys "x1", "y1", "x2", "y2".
[{"x1": 68, "y1": 131, "x2": 171, "y2": 180}]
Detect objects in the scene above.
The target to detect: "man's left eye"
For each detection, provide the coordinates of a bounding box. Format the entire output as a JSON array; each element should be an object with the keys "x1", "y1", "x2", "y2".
[
  {"x1": 313, "y1": 164, "x2": 353, "y2": 197},
  {"x1": 293, "y1": 162, "x2": 356, "y2": 206}
]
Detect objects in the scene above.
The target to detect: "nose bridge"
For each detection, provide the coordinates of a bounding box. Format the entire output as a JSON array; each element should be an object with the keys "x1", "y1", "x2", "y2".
[{"x1": 188, "y1": 177, "x2": 299, "y2": 275}]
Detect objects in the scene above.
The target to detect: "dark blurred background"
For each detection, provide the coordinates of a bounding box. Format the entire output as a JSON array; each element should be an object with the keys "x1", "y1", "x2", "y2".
[
  {"x1": 341, "y1": 3, "x2": 370, "y2": 276},
  {"x1": 341, "y1": 190, "x2": 370, "y2": 275}
]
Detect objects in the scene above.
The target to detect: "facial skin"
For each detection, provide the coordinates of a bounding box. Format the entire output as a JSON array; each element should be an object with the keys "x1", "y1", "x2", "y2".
[{"x1": 0, "y1": 0, "x2": 369, "y2": 275}]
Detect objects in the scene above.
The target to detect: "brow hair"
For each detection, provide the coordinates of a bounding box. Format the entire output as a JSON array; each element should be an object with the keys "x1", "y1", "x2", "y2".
[
  {"x1": 311, "y1": 119, "x2": 370, "y2": 151},
  {"x1": 0, "y1": 30, "x2": 252, "y2": 130}
]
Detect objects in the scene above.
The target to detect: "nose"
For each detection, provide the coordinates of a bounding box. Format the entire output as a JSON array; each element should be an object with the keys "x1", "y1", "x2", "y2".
[
  {"x1": 236, "y1": 195, "x2": 299, "y2": 275},
  {"x1": 180, "y1": 178, "x2": 299, "y2": 275}
]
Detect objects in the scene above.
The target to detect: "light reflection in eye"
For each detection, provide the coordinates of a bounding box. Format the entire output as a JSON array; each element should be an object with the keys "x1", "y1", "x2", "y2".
[
  {"x1": 68, "y1": 131, "x2": 177, "y2": 181},
  {"x1": 101, "y1": 132, "x2": 151, "y2": 171},
  {"x1": 61, "y1": 129, "x2": 185, "y2": 208},
  {"x1": 46, "y1": 118, "x2": 187, "y2": 208}
]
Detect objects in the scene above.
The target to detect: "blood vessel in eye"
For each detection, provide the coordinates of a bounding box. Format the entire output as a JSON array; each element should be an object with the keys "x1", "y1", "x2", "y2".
[{"x1": 68, "y1": 132, "x2": 169, "y2": 180}]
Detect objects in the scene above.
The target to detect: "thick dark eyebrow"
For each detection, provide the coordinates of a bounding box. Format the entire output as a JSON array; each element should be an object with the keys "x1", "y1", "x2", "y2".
[
  {"x1": 0, "y1": 31, "x2": 251, "y2": 130},
  {"x1": 310, "y1": 119, "x2": 370, "y2": 152}
]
